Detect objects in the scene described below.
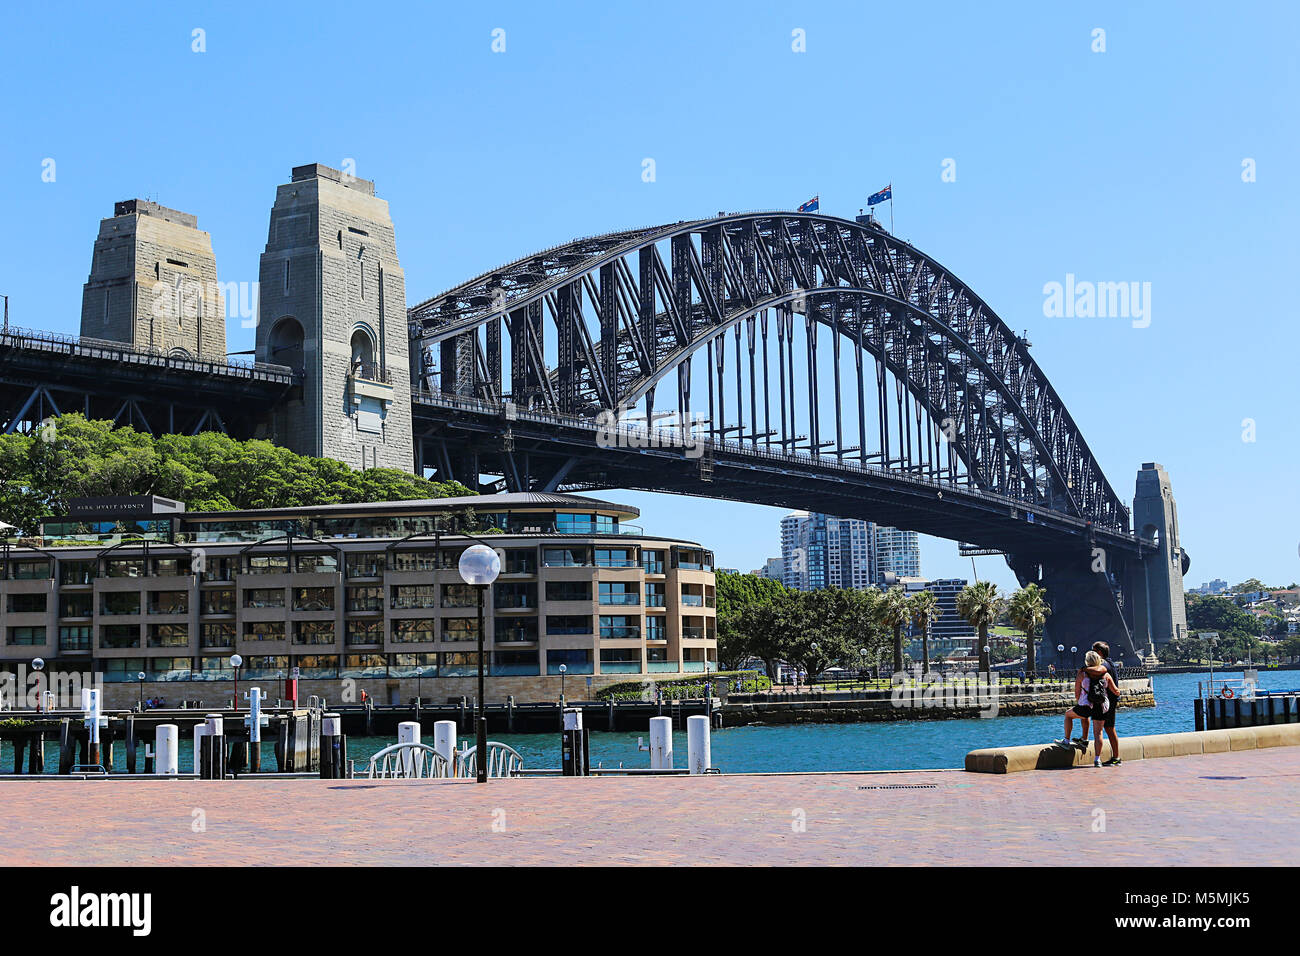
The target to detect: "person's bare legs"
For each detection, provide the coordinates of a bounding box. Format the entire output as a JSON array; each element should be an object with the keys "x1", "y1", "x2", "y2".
[
  {"x1": 1093, "y1": 720, "x2": 1105, "y2": 764},
  {"x1": 1063, "y1": 710, "x2": 1076, "y2": 741}
]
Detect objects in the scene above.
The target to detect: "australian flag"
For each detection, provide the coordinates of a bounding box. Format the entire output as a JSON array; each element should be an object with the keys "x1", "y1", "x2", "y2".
[
  {"x1": 867, "y1": 184, "x2": 892, "y2": 206},
  {"x1": 797, "y1": 196, "x2": 819, "y2": 213}
]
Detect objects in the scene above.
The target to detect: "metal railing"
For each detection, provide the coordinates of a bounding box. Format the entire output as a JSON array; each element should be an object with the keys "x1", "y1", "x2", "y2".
[{"x1": 365, "y1": 742, "x2": 455, "y2": 779}]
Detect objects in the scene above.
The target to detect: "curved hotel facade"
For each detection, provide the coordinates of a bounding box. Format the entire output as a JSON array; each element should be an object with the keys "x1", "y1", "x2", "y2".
[{"x1": 2, "y1": 493, "x2": 716, "y2": 707}]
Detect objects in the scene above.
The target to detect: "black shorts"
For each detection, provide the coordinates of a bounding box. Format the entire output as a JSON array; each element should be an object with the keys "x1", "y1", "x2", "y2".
[
  {"x1": 1072, "y1": 704, "x2": 1097, "y2": 719},
  {"x1": 1103, "y1": 698, "x2": 1118, "y2": 728}
]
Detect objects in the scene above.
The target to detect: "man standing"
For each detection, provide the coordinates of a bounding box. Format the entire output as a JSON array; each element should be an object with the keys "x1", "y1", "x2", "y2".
[{"x1": 1093, "y1": 641, "x2": 1122, "y2": 766}]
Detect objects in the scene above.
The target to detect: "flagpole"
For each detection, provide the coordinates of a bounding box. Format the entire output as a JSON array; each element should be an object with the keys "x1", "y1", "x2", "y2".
[{"x1": 889, "y1": 182, "x2": 894, "y2": 233}]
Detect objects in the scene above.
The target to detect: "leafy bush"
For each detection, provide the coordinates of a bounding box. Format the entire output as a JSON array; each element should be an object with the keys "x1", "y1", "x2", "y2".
[{"x1": 596, "y1": 670, "x2": 769, "y2": 701}]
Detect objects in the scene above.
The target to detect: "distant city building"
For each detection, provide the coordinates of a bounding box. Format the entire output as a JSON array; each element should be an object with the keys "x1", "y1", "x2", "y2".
[
  {"x1": 758, "y1": 558, "x2": 783, "y2": 580},
  {"x1": 904, "y1": 578, "x2": 976, "y2": 659},
  {"x1": 1189, "y1": 578, "x2": 1229, "y2": 596},
  {"x1": 778, "y1": 512, "x2": 921, "y2": 591}
]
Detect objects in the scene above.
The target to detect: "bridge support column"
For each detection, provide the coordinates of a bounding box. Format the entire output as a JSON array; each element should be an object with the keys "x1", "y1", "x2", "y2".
[
  {"x1": 1129, "y1": 462, "x2": 1190, "y2": 663},
  {"x1": 1010, "y1": 550, "x2": 1139, "y2": 670}
]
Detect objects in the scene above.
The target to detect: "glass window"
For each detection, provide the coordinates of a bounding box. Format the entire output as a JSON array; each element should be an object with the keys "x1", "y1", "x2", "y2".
[
  {"x1": 57, "y1": 625, "x2": 92, "y2": 649},
  {"x1": 442, "y1": 618, "x2": 478, "y2": 642},
  {"x1": 101, "y1": 657, "x2": 148, "y2": 682},
  {"x1": 503, "y1": 548, "x2": 537, "y2": 574},
  {"x1": 193, "y1": 656, "x2": 233, "y2": 681},
  {"x1": 599, "y1": 615, "x2": 640, "y2": 639},
  {"x1": 389, "y1": 652, "x2": 437, "y2": 678},
  {"x1": 494, "y1": 582, "x2": 535, "y2": 609},
  {"x1": 441, "y1": 584, "x2": 478, "y2": 608},
  {"x1": 99, "y1": 624, "x2": 140, "y2": 648},
  {"x1": 546, "y1": 615, "x2": 592, "y2": 636},
  {"x1": 294, "y1": 654, "x2": 338, "y2": 679},
  {"x1": 346, "y1": 586, "x2": 383, "y2": 612},
  {"x1": 8, "y1": 593, "x2": 46, "y2": 613},
  {"x1": 293, "y1": 587, "x2": 334, "y2": 611},
  {"x1": 201, "y1": 623, "x2": 235, "y2": 648},
  {"x1": 599, "y1": 582, "x2": 639, "y2": 606},
  {"x1": 391, "y1": 585, "x2": 437, "y2": 609},
  {"x1": 595, "y1": 548, "x2": 636, "y2": 568},
  {"x1": 153, "y1": 557, "x2": 185, "y2": 576},
  {"x1": 345, "y1": 619, "x2": 383, "y2": 645},
  {"x1": 294, "y1": 621, "x2": 336, "y2": 645},
  {"x1": 346, "y1": 552, "x2": 386, "y2": 578},
  {"x1": 244, "y1": 588, "x2": 284, "y2": 609},
  {"x1": 7, "y1": 626, "x2": 46, "y2": 645},
  {"x1": 495, "y1": 618, "x2": 538, "y2": 642},
  {"x1": 295, "y1": 553, "x2": 338, "y2": 574},
  {"x1": 646, "y1": 616, "x2": 667, "y2": 640},
  {"x1": 241, "y1": 655, "x2": 289, "y2": 679},
  {"x1": 599, "y1": 648, "x2": 642, "y2": 673},
  {"x1": 148, "y1": 591, "x2": 188, "y2": 614},
  {"x1": 492, "y1": 650, "x2": 539, "y2": 676},
  {"x1": 244, "y1": 620, "x2": 285, "y2": 641},
  {"x1": 246, "y1": 554, "x2": 289, "y2": 575},
  {"x1": 148, "y1": 623, "x2": 190, "y2": 647},
  {"x1": 546, "y1": 648, "x2": 592, "y2": 675},
  {"x1": 390, "y1": 550, "x2": 438, "y2": 573},
  {"x1": 642, "y1": 550, "x2": 665, "y2": 574},
  {"x1": 58, "y1": 560, "x2": 96, "y2": 585},
  {"x1": 644, "y1": 584, "x2": 666, "y2": 607},
  {"x1": 200, "y1": 589, "x2": 235, "y2": 615},
  {"x1": 60, "y1": 593, "x2": 94, "y2": 617},
  {"x1": 439, "y1": 651, "x2": 480, "y2": 677},
  {"x1": 542, "y1": 547, "x2": 590, "y2": 568},
  {"x1": 12, "y1": 559, "x2": 51, "y2": 579},
  {"x1": 101, "y1": 592, "x2": 141, "y2": 616},
  {"x1": 342, "y1": 653, "x2": 389, "y2": 678},
  {"x1": 545, "y1": 581, "x2": 591, "y2": 602},
  {"x1": 392, "y1": 619, "x2": 436, "y2": 643}
]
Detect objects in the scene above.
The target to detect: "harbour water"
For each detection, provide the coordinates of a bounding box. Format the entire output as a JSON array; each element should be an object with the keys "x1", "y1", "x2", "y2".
[{"x1": 29, "y1": 670, "x2": 1297, "y2": 775}]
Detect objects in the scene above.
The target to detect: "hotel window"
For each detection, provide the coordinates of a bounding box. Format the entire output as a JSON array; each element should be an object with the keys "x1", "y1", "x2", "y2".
[
  {"x1": 392, "y1": 619, "x2": 436, "y2": 643},
  {"x1": 439, "y1": 652, "x2": 479, "y2": 677},
  {"x1": 503, "y1": 548, "x2": 537, "y2": 574},
  {"x1": 595, "y1": 548, "x2": 636, "y2": 568},
  {"x1": 102, "y1": 658, "x2": 149, "y2": 683},
  {"x1": 545, "y1": 615, "x2": 591, "y2": 636},
  {"x1": 241, "y1": 655, "x2": 289, "y2": 679},
  {"x1": 644, "y1": 584, "x2": 666, "y2": 607},
  {"x1": 389, "y1": 652, "x2": 437, "y2": 678},
  {"x1": 244, "y1": 621, "x2": 285, "y2": 641},
  {"x1": 599, "y1": 648, "x2": 641, "y2": 673},
  {"x1": 10, "y1": 560, "x2": 50, "y2": 580},
  {"x1": 443, "y1": 618, "x2": 479, "y2": 642},
  {"x1": 201, "y1": 623, "x2": 235, "y2": 648},
  {"x1": 148, "y1": 591, "x2": 188, "y2": 615},
  {"x1": 58, "y1": 625, "x2": 92, "y2": 650},
  {"x1": 293, "y1": 587, "x2": 334, "y2": 612},
  {"x1": 546, "y1": 648, "x2": 591, "y2": 675},
  {"x1": 8, "y1": 592, "x2": 46, "y2": 613},
  {"x1": 492, "y1": 650, "x2": 539, "y2": 676},
  {"x1": 542, "y1": 547, "x2": 590, "y2": 568},
  {"x1": 294, "y1": 621, "x2": 335, "y2": 645},
  {"x1": 680, "y1": 586, "x2": 705, "y2": 607},
  {"x1": 545, "y1": 581, "x2": 590, "y2": 602},
  {"x1": 99, "y1": 624, "x2": 140, "y2": 649},
  {"x1": 493, "y1": 582, "x2": 535, "y2": 609},
  {"x1": 555, "y1": 513, "x2": 616, "y2": 534},
  {"x1": 152, "y1": 558, "x2": 185, "y2": 576},
  {"x1": 59, "y1": 560, "x2": 95, "y2": 585},
  {"x1": 598, "y1": 581, "x2": 639, "y2": 606},
  {"x1": 345, "y1": 619, "x2": 384, "y2": 645},
  {"x1": 390, "y1": 550, "x2": 438, "y2": 573},
  {"x1": 200, "y1": 556, "x2": 235, "y2": 582},
  {"x1": 346, "y1": 552, "x2": 386, "y2": 578},
  {"x1": 294, "y1": 655, "x2": 339, "y2": 679},
  {"x1": 441, "y1": 584, "x2": 477, "y2": 609},
  {"x1": 140, "y1": 657, "x2": 191, "y2": 681},
  {"x1": 200, "y1": 590, "x2": 235, "y2": 615},
  {"x1": 101, "y1": 592, "x2": 141, "y2": 616},
  {"x1": 641, "y1": 550, "x2": 665, "y2": 574},
  {"x1": 246, "y1": 554, "x2": 290, "y2": 575},
  {"x1": 296, "y1": 553, "x2": 338, "y2": 574},
  {"x1": 645, "y1": 617, "x2": 667, "y2": 641},
  {"x1": 148, "y1": 623, "x2": 190, "y2": 648},
  {"x1": 346, "y1": 586, "x2": 383, "y2": 612},
  {"x1": 8, "y1": 626, "x2": 45, "y2": 646},
  {"x1": 599, "y1": 615, "x2": 640, "y2": 639},
  {"x1": 391, "y1": 584, "x2": 437, "y2": 609},
  {"x1": 244, "y1": 588, "x2": 284, "y2": 609},
  {"x1": 495, "y1": 617, "x2": 538, "y2": 643}
]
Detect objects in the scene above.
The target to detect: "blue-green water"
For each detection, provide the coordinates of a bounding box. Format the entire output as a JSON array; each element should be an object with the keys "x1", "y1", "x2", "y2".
[{"x1": 22, "y1": 671, "x2": 1297, "y2": 775}]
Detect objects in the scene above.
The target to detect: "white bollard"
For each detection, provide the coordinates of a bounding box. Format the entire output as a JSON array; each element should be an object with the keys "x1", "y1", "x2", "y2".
[
  {"x1": 398, "y1": 720, "x2": 421, "y2": 776},
  {"x1": 649, "y1": 716, "x2": 673, "y2": 770},
  {"x1": 192, "y1": 723, "x2": 207, "y2": 775},
  {"x1": 433, "y1": 720, "x2": 456, "y2": 774},
  {"x1": 155, "y1": 724, "x2": 179, "y2": 775},
  {"x1": 687, "y1": 715, "x2": 711, "y2": 775},
  {"x1": 80, "y1": 687, "x2": 92, "y2": 713}
]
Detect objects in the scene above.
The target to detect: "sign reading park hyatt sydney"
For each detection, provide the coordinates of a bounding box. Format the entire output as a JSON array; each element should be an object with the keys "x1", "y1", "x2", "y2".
[{"x1": 64, "y1": 496, "x2": 186, "y2": 519}]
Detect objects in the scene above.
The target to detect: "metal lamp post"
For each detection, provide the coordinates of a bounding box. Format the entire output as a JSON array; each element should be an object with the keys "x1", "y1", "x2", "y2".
[
  {"x1": 559, "y1": 663, "x2": 568, "y2": 703},
  {"x1": 1056, "y1": 643, "x2": 1065, "y2": 671},
  {"x1": 137, "y1": 670, "x2": 146, "y2": 711},
  {"x1": 31, "y1": 657, "x2": 44, "y2": 712},
  {"x1": 230, "y1": 654, "x2": 243, "y2": 713},
  {"x1": 458, "y1": 543, "x2": 500, "y2": 784}
]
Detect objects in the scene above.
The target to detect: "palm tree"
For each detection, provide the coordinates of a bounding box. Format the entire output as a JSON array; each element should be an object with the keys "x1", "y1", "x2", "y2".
[
  {"x1": 908, "y1": 590, "x2": 942, "y2": 676},
  {"x1": 1007, "y1": 583, "x2": 1051, "y2": 675},
  {"x1": 877, "y1": 586, "x2": 911, "y2": 672},
  {"x1": 957, "y1": 581, "x2": 1001, "y2": 675}
]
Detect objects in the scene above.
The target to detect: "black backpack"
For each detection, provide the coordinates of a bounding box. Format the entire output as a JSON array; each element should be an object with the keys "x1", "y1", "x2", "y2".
[{"x1": 1086, "y1": 670, "x2": 1109, "y2": 713}]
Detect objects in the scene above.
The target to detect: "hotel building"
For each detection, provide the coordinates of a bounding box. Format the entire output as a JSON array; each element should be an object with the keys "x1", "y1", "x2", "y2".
[{"x1": 0, "y1": 493, "x2": 716, "y2": 707}]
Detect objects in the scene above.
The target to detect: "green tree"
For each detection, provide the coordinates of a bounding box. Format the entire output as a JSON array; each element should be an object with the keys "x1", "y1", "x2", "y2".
[
  {"x1": 908, "y1": 590, "x2": 942, "y2": 676},
  {"x1": 876, "y1": 586, "x2": 911, "y2": 672},
  {"x1": 1006, "y1": 583, "x2": 1051, "y2": 674},
  {"x1": 714, "y1": 571, "x2": 787, "y2": 671},
  {"x1": 957, "y1": 581, "x2": 1002, "y2": 674}
]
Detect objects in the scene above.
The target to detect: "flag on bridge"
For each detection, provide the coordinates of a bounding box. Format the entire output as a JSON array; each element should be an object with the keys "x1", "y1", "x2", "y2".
[
  {"x1": 797, "y1": 196, "x2": 819, "y2": 213},
  {"x1": 867, "y1": 184, "x2": 892, "y2": 206}
]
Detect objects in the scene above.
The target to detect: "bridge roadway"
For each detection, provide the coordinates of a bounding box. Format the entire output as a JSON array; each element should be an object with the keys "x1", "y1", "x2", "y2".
[
  {"x1": 0, "y1": 746, "x2": 1293, "y2": 865},
  {"x1": 412, "y1": 390, "x2": 1145, "y2": 560}
]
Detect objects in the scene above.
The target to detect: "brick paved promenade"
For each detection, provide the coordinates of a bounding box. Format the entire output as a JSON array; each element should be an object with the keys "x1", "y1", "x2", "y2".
[{"x1": 2, "y1": 747, "x2": 1297, "y2": 865}]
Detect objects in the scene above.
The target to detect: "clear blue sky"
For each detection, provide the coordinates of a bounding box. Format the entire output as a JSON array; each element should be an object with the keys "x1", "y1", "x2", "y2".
[{"x1": 1, "y1": 1, "x2": 1296, "y2": 591}]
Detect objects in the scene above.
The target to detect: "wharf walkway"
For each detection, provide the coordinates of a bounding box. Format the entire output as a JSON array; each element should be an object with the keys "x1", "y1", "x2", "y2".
[{"x1": 0, "y1": 747, "x2": 1296, "y2": 865}]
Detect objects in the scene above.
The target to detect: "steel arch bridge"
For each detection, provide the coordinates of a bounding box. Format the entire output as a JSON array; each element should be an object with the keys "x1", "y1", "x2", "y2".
[{"x1": 409, "y1": 211, "x2": 1175, "y2": 662}]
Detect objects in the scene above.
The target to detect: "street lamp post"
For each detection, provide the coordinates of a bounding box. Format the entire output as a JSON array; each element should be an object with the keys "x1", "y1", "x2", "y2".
[
  {"x1": 230, "y1": 654, "x2": 243, "y2": 713},
  {"x1": 137, "y1": 671, "x2": 146, "y2": 711},
  {"x1": 458, "y1": 543, "x2": 500, "y2": 785},
  {"x1": 559, "y1": 663, "x2": 567, "y2": 703},
  {"x1": 31, "y1": 657, "x2": 44, "y2": 712}
]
